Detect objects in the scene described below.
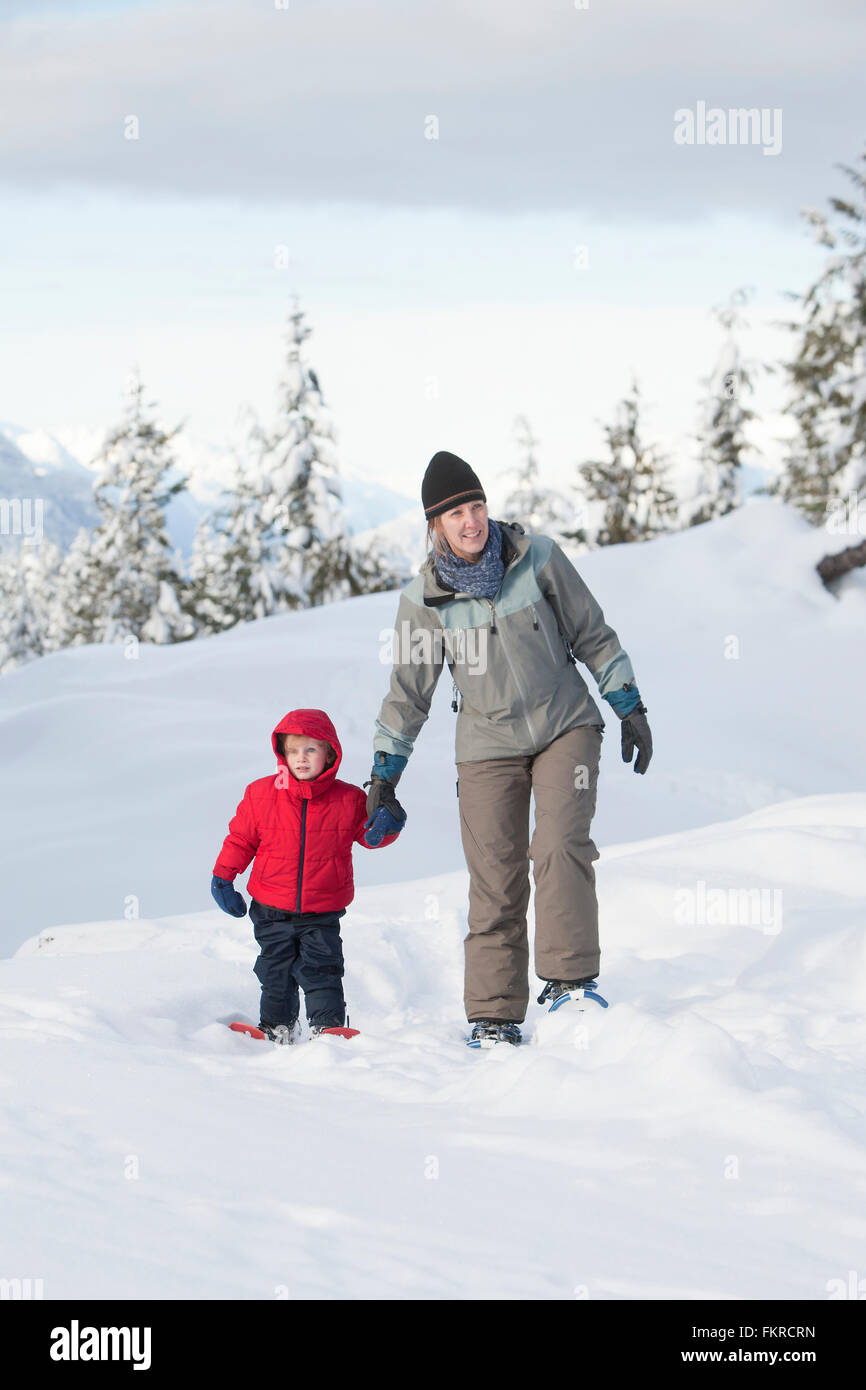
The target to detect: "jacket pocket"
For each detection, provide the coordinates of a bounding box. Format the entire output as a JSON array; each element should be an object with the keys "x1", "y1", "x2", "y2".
[
  {"x1": 254, "y1": 852, "x2": 295, "y2": 889},
  {"x1": 530, "y1": 601, "x2": 569, "y2": 669}
]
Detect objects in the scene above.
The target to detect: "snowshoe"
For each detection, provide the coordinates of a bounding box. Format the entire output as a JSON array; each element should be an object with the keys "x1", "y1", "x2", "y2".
[
  {"x1": 536, "y1": 978, "x2": 609, "y2": 1012},
  {"x1": 466, "y1": 1019, "x2": 522, "y2": 1049}
]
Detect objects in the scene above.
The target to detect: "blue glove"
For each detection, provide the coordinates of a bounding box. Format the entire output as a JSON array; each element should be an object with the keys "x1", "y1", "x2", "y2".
[{"x1": 211, "y1": 874, "x2": 247, "y2": 917}]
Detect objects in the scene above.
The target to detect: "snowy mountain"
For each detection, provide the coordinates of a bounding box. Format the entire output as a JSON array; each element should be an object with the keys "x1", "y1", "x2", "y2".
[
  {"x1": 338, "y1": 468, "x2": 416, "y2": 535},
  {"x1": 0, "y1": 423, "x2": 98, "y2": 551},
  {"x1": 1, "y1": 420, "x2": 417, "y2": 564},
  {"x1": 0, "y1": 420, "x2": 199, "y2": 562},
  {"x1": 1, "y1": 498, "x2": 864, "y2": 1298}
]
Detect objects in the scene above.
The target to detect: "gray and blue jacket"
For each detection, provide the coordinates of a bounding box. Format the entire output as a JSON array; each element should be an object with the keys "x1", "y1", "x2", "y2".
[{"x1": 373, "y1": 521, "x2": 640, "y2": 765}]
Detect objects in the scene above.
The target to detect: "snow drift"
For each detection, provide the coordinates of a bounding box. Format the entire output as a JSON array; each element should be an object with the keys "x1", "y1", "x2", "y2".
[{"x1": 1, "y1": 499, "x2": 864, "y2": 1298}]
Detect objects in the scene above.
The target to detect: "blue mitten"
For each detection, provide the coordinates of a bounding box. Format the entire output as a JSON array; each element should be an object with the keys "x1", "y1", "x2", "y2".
[
  {"x1": 211, "y1": 874, "x2": 247, "y2": 917},
  {"x1": 363, "y1": 799, "x2": 407, "y2": 847}
]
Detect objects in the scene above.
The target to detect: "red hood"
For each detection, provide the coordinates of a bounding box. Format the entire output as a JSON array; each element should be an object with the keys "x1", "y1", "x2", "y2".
[{"x1": 272, "y1": 708, "x2": 342, "y2": 799}]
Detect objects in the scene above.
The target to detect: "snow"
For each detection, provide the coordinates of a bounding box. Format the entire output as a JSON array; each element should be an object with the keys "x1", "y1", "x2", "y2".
[{"x1": 1, "y1": 499, "x2": 865, "y2": 1299}]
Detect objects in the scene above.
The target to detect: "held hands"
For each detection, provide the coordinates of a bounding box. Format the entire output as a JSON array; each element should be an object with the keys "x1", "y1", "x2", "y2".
[
  {"x1": 363, "y1": 751, "x2": 408, "y2": 846},
  {"x1": 211, "y1": 874, "x2": 247, "y2": 917}
]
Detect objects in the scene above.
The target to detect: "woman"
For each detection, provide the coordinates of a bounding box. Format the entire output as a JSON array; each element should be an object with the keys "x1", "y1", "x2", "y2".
[{"x1": 364, "y1": 451, "x2": 652, "y2": 1046}]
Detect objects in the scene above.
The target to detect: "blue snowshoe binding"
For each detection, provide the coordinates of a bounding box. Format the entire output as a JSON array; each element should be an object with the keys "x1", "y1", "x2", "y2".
[
  {"x1": 536, "y1": 978, "x2": 609, "y2": 1012},
  {"x1": 467, "y1": 1019, "x2": 522, "y2": 1049}
]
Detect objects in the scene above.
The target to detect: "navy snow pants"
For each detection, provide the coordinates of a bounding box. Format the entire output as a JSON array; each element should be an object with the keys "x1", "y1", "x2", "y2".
[{"x1": 249, "y1": 899, "x2": 347, "y2": 1029}]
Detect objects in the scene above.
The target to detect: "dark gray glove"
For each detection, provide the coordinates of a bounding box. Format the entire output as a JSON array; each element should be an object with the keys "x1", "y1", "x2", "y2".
[
  {"x1": 363, "y1": 778, "x2": 407, "y2": 846},
  {"x1": 620, "y1": 700, "x2": 652, "y2": 775}
]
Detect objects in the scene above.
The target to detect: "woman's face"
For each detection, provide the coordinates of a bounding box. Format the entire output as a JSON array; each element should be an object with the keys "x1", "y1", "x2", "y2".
[{"x1": 439, "y1": 500, "x2": 488, "y2": 561}]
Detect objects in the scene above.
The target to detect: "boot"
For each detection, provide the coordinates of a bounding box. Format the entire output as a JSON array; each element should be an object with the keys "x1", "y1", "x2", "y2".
[
  {"x1": 467, "y1": 1019, "x2": 522, "y2": 1048},
  {"x1": 259, "y1": 1019, "x2": 300, "y2": 1045}
]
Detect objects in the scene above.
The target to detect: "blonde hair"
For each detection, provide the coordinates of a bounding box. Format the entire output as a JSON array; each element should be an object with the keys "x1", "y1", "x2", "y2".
[
  {"x1": 425, "y1": 515, "x2": 451, "y2": 559},
  {"x1": 279, "y1": 734, "x2": 337, "y2": 767}
]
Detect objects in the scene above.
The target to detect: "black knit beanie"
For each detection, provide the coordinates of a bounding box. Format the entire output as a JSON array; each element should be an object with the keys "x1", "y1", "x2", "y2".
[{"x1": 422, "y1": 451, "x2": 486, "y2": 520}]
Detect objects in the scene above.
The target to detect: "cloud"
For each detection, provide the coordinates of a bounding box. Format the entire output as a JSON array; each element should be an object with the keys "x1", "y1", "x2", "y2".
[{"x1": 0, "y1": 0, "x2": 863, "y2": 218}]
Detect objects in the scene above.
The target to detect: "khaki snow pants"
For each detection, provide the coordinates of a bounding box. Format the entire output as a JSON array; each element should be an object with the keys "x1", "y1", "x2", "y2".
[{"x1": 457, "y1": 723, "x2": 604, "y2": 1023}]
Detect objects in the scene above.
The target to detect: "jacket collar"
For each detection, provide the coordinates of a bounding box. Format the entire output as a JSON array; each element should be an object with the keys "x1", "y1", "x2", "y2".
[{"x1": 421, "y1": 520, "x2": 528, "y2": 607}]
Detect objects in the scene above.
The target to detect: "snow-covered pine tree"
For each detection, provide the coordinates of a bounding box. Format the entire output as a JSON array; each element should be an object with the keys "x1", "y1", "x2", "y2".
[
  {"x1": 0, "y1": 548, "x2": 43, "y2": 674},
  {"x1": 500, "y1": 415, "x2": 572, "y2": 538},
  {"x1": 251, "y1": 298, "x2": 399, "y2": 608},
  {"x1": 24, "y1": 539, "x2": 65, "y2": 657},
  {"x1": 564, "y1": 380, "x2": 680, "y2": 547},
  {"x1": 186, "y1": 408, "x2": 280, "y2": 633},
  {"x1": 187, "y1": 512, "x2": 264, "y2": 635},
  {"x1": 767, "y1": 147, "x2": 866, "y2": 526},
  {"x1": 56, "y1": 370, "x2": 194, "y2": 648},
  {"x1": 55, "y1": 527, "x2": 102, "y2": 648},
  {"x1": 689, "y1": 288, "x2": 762, "y2": 525},
  {"x1": 0, "y1": 539, "x2": 64, "y2": 674},
  {"x1": 188, "y1": 304, "x2": 401, "y2": 633},
  {"x1": 316, "y1": 527, "x2": 403, "y2": 603},
  {"x1": 258, "y1": 300, "x2": 350, "y2": 608}
]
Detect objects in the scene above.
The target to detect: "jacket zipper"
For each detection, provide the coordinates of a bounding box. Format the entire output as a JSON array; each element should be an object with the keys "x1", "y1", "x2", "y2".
[
  {"x1": 486, "y1": 597, "x2": 536, "y2": 746},
  {"x1": 296, "y1": 801, "x2": 307, "y2": 911},
  {"x1": 530, "y1": 603, "x2": 559, "y2": 664}
]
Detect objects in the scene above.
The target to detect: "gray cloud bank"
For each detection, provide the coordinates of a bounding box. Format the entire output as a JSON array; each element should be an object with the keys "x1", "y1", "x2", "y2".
[{"x1": 1, "y1": 0, "x2": 864, "y2": 219}]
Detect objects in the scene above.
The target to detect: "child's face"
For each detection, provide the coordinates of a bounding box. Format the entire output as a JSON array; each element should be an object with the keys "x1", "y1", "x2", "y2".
[{"x1": 281, "y1": 735, "x2": 332, "y2": 781}]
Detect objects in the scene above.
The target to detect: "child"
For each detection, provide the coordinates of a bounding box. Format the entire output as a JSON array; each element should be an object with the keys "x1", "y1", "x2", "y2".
[{"x1": 210, "y1": 708, "x2": 404, "y2": 1042}]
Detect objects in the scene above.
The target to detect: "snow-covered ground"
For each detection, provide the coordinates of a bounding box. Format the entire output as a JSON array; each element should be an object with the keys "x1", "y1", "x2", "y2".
[{"x1": 1, "y1": 499, "x2": 864, "y2": 1298}]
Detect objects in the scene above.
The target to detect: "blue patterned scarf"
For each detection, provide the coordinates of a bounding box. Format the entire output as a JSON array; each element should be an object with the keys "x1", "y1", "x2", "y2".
[{"x1": 434, "y1": 517, "x2": 505, "y2": 598}]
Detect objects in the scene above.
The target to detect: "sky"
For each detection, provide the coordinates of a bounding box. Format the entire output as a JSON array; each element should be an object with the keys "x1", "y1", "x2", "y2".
[{"x1": 0, "y1": 0, "x2": 864, "y2": 500}]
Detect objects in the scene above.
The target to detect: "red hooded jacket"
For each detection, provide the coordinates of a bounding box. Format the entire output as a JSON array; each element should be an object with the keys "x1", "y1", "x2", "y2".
[{"x1": 213, "y1": 709, "x2": 399, "y2": 913}]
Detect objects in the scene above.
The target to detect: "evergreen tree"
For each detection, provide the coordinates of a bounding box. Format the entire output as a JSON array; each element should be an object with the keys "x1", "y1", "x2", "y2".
[
  {"x1": 315, "y1": 527, "x2": 403, "y2": 603},
  {"x1": 767, "y1": 147, "x2": 866, "y2": 524},
  {"x1": 56, "y1": 527, "x2": 102, "y2": 648},
  {"x1": 186, "y1": 408, "x2": 281, "y2": 633},
  {"x1": 0, "y1": 548, "x2": 43, "y2": 674},
  {"x1": 690, "y1": 288, "x2": 762, "y2": 525},
  {"x1": 565, "y1": 380, "x2": 680, "y2": 547},
  {"x1": 500, "y1": 415, "x2": 572, "y2": 537},
  {"x1": 258, "y1": 300, "x2": 353, "y2": 607},
  {"x1": 56, "y1": 371, "x2": 194, "y2": 648},
  {"x1": 0, "y1": 540, "x2": 64, "y2": 674},
  {"x1": 192, "y1": 299, "x2": 400, "y2": 628}
]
